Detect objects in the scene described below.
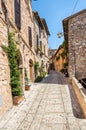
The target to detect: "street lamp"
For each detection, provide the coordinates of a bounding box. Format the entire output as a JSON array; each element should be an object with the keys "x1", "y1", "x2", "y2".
[
  {"x1": 57, "y1": 32, "x2": 64, "y2": 38},
  {"x1": 57, "y1": 32, "x2": 68, "y2": 38}
]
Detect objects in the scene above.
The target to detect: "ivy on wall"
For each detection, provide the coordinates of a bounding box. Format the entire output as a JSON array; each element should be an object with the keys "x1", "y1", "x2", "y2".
[{"x1": 2, "y1": 32, "x2": 23, "y2": 96}]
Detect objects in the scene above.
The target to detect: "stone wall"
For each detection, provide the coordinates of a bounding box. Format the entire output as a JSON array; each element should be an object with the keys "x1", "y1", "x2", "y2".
[
  {"x1": 33, "y1": 14, "x2": 49, "y2": 73},
  {"x1": 0, "y1": 19, "x2": 13, "y2": 118},
  {"x1": 0, "y1": 0, "x2": 35, "y2": 118},
  {"x1": 9, "y1": 0, "x2": 35, "y2": 82},
  {"x1": 0, "y1": 0, "x2": 49, "y2": 118},
  {"x1": 68, "y1": 11, "x2": 86, "y2": 80},
  {"x1": 72, "y1": 77, "x2": 86, "y2": 117}
]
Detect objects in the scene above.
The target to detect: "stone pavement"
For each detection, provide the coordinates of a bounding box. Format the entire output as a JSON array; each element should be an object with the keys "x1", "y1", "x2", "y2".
[{"x1": 0, "y1": 83, "x2": 86, "y2": 130}]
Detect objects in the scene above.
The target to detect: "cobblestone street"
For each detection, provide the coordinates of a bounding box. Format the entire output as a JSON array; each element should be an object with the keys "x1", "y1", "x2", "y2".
[{"x1": 0, "y1": 72, "x2": 86, "y2": 130}]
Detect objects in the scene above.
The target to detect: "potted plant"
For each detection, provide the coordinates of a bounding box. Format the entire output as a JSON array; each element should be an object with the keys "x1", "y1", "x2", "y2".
[
  {"x1": 12, "y1": 86, "x2": 24, "y2": 105},
  {"x1": 25, "y1": 68, "x2": 31, "y2": 90}
]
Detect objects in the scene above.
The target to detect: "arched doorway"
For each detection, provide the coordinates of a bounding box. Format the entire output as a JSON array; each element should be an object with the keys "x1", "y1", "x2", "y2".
[{"x1": 29, "y1": 59, "x2": 33, "y2": 81}]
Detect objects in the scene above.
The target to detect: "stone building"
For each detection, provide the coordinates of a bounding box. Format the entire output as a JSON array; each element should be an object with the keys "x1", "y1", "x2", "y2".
[
  {"x1": 0, "y1": 0, "x2": 50, "y2": 118},
  {"x1": 48, "y1": 45, "x2": 67, "y2": 72},
  {"x1": 53, "y1": 46, "x2": 67, "y2": 72},
  {"x1": 48, "y1": 49, "x2": 56, "y2": 70},
  {"x1": 48, "y1": 49, "x2": 57, "y2": 58},
  {"x1": 0, "y1": 0, "x2": 13, "y2": 118},
  {"x1": 63, "y1": 9, "x2": 86, "y2": 80},
  {"x1": 33, "y1": 12, "x2": 50, "y2": 75}
]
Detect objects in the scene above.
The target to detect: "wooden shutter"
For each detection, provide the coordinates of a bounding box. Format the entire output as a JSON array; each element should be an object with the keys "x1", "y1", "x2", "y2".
[
  {"x1": 40, "y1": 41, "x2": 42, "y2": 50},
  {"x1": 14, "y1": 0, "x2": 21, "y2": 29},
  {"x1": 28, "y1": 27, "x2": 32, "y2": 47}
]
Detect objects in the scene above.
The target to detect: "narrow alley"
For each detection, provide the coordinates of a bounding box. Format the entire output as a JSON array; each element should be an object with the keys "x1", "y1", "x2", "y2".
[
  {"x1": 0, "y1": 71, "x2": 86, "y2": 130},
  {"x1": 0, "y1": 1, "x2": 86, "y2": 130}
]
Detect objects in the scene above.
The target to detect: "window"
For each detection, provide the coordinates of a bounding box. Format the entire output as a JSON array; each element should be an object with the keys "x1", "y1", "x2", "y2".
[
  {"x1": 39, "y1": 28, "x2": 41, "y2": 38},
  {"x1": 17, "y1": 34, "x2": 21, "y2": 44},
  {"x1": 28, "y1": 27, "x2": 32, "y2": 47},
  {"x1": 43, "y1": 31, "x2": 45, "y2": 38},
  {"x1": 14, "y1": 0, "x2": 21, "y2": 29},
  {"x1": 40, "y1": 41, "x2": 42, "y2": 51},
  {"x1": 44, "y1": 45, "x2": 46, "y2": 54}
]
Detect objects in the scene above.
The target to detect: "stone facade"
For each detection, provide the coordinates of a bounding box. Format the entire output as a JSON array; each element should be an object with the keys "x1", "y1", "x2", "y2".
[
  {"x1": 48, "y1": 49, "x2": 56, "y2": 71},
  {"x1": 0, "y1": 2, "x2": 13, "y2": 117},
  {"x1": 48, "y1": 47, "x2": 67, "y2": 72},
  {"x1": 53, "y1": 47, "x2": 66, "y2": 71},
  {"x1": 33, "y1": 12, "x2": 50, "y2": 75},
  {"x1": 63, "y1": 9, "x2": 86, "y2": 80},
  {"x1": 0, "y1": 0, "x2": 50, "y2": 118}
]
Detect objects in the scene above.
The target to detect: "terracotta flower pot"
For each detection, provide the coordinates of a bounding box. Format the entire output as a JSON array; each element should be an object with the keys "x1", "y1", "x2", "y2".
[
  {"x1": 13, "y1": 95, "x2": 24, "y2": 105},
  {"x1": 25, "y1": 85, "x2": 31, "y2": 90}
]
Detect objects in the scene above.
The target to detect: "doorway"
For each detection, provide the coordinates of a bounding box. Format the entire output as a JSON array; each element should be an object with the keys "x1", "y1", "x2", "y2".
[{"x1": 29, "y1": 59, "x2": 33, "y2": 81}]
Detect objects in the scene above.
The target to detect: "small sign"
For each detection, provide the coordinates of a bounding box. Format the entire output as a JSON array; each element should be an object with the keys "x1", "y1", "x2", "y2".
[{"x1": 0, "y1": 95, "x2": 2, "y2": 106}]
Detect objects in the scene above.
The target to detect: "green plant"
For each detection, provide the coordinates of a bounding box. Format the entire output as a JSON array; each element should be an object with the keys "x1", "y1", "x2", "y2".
[
  {"x1": 61, "y1": 40, "x2": 68, "y2": 49},
  {"x1": 56, "y1": 55, "x2": 60, "y2": 61},
  {"x1": 34, "y1": 61, "x2": 39, "y2": 78},
  {"x1": 60, "y1": 69, "x2": 64, "y2": 73},
  {"x1": 38, "y1": 47, "x2": 42, "y2": 52},
  {"x1": 24, "y1": 68, "x2": 29, "y2": 85},
  {"x1": 40, "y1": 52, "x2": 44, "y2": 57},
  {"x1": 60, "y1": 51, "x2": 66, "y2": 59},
  {"x1": 63, "y1": 62, "x2": 68, "y2": 68},
  {"x1": 2, "y1": 32, "x2": 23, "y2": 96},
  {"x1": 41, "y1": 71, "x2": 47, "y2": 78},
  {"x1": 61, "y1": 41, "x2": 68, "y2": 59},
  {"x1": 34, "y1": 76, "x2": 43, "y2": 82}
]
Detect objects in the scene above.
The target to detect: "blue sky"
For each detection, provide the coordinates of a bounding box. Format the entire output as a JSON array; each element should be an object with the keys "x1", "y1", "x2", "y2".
[{"x1": 32, "y1": 0, "x2": 86, "y2": 49}]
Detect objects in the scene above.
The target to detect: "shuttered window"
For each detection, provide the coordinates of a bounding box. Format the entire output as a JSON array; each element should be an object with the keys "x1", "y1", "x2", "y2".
[
  {"x1": 40, "y1": 41, "x2": 42, "y2": 51},
  {"x1": 14, "y1": 0, "x2": 21, "y2": 29},
  {"x1": 28, "y1": 27, "x2": 32, "y2": 47}
]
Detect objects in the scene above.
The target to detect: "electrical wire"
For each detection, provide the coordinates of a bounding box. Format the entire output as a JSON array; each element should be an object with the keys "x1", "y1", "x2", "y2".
[{"x1": 71, "y1": 0, "x2": 79, "y2": 14}]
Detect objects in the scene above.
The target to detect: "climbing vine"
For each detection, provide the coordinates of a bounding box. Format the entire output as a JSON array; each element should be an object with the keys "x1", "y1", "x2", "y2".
[
  {"x1": 61, "y1": 40, "x2": 68, "y2": 59},
  {"x1": 2, "y1": 32, "x2": 23, "y2": 96}
]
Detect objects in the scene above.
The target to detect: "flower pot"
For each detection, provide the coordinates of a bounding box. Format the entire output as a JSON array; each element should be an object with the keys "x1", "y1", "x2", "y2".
[
  {"x1": 13, "y1": 95, "x2": 24, "y2": 105},
  {"x1": 25, "y1": 85, "x2": 31, "y2": 91}
]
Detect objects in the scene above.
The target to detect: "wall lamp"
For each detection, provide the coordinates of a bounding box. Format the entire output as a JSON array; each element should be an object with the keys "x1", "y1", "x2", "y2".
[{"x1": 57, "y1": 32, "x2": 68, "y2": 38}]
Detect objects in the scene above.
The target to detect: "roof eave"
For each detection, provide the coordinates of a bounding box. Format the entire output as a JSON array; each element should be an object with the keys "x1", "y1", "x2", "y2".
[{"x1": 41, "y1": 19, "x2": 50, "y2": 36}]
